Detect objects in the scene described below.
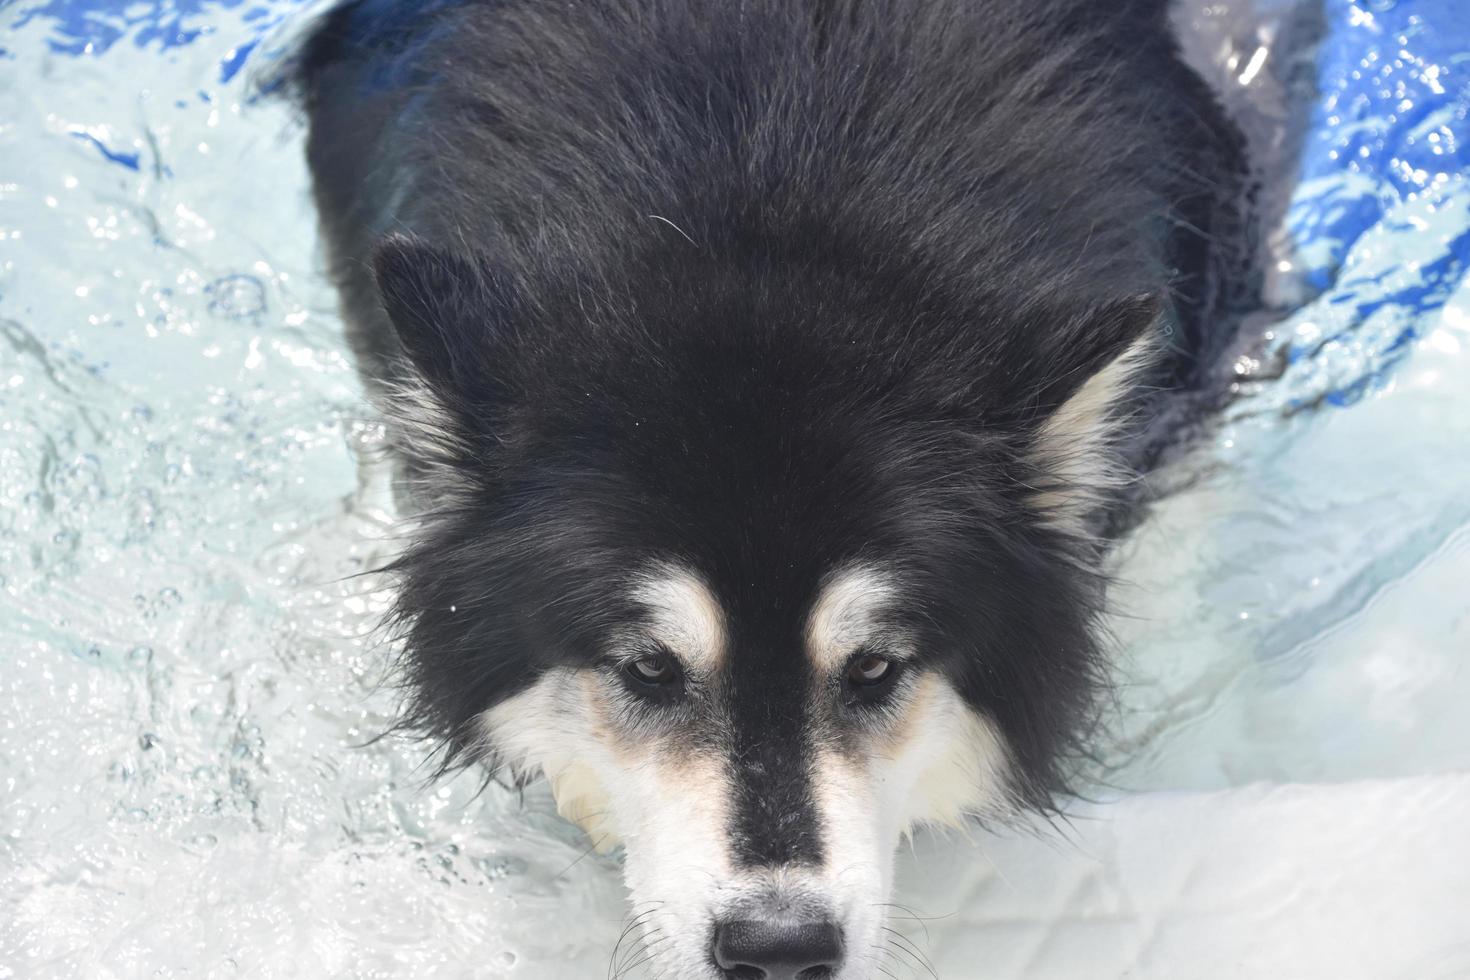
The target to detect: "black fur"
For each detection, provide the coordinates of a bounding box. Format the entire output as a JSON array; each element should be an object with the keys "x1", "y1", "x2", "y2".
[{"x1": 289, "y1": 0, "x2": 1251, "y2": 843}]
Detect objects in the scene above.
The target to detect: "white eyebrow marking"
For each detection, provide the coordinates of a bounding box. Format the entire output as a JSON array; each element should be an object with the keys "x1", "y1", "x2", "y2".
[
  {"x1": 804, "y1": 565, "x2": 906, "y2": 672},
  {"x1": 631, "y1": 564, "x2": 727, "y2": 671}
]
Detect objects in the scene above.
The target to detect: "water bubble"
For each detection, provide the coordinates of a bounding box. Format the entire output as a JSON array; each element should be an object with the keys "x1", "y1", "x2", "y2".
[
  {"x1": 207, "y1": 274, "x2": 267, "y2": 319},
  {"x1": 474, "y1": 855, "x2": 529, "y2": 880}
]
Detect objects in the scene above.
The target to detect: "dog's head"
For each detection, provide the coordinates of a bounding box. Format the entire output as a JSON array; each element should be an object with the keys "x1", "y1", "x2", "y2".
[{"x1": 370, "y1": 235, "x2": 1156, "y2": 978}]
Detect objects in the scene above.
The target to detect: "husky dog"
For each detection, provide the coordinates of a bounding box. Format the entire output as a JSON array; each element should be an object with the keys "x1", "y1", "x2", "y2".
[{"x1": 291, "y1": 0, "x2": 1249, "y2": 975}]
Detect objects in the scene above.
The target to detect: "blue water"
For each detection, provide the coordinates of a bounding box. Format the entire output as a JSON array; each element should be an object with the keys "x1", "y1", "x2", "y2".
[
  {"x1": 2, "y1": 1, "x2": 1468, "y2": 977},
  {"x1": 1099, "y1": 0, "x2": 1470, "y2": 795},
  {"x1": 1275, "y1": 0, "x2": 1470, "y2": 406}
]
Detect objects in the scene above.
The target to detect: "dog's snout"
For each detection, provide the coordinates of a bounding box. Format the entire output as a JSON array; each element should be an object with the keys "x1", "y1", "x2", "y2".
[{"x1": 712, "y1": 917, "x2": 845, "y2": 979}]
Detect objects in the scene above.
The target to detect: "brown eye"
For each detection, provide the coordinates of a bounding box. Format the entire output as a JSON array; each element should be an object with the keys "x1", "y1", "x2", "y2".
[
  {"x1": 625, "y1": 653, "x2": 678, "y2": 685},
  {"x1": 846, "y1": 653, "x2": 894, "y2": 687}
]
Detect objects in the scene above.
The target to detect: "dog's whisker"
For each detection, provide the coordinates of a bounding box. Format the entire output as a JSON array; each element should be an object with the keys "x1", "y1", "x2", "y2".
[
  {"x1": 882, "y1": 925, "x2": 941, "y2": 980},
  {"x1": 882, "y1": 934, "x2": 940, "y2": 975},
  {"x1": 865, "y1": 947, "x2": 902, "y2": 980},
  {"x1": 875, "y1": 900, "x2": 951, "y2": 946},
  {"x1": 608, "y1": 906, "x2": 664, "y2": 980}
]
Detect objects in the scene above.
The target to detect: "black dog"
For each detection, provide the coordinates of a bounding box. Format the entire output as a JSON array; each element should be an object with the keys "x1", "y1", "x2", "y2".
[{"x1": 291, "y1": 1, "x2": 1249, "y2": 976}]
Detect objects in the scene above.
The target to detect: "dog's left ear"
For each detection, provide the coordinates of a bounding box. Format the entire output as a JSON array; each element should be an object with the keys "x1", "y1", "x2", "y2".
[
  {"x1": 373, "y1": 233, "x2": 516, "y2": 402},
  {"x1": 1030, "y1": 293, "x2": 1161, "y2": 415},
  {"x1": 1023, "y1": 293, "x2": 1162, "y2": 530}
]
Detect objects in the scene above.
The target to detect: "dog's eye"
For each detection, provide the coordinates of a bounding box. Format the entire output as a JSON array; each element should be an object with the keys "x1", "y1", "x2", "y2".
[
  {"x1": 846, "y1": 652, "x2": 897, "y2": 688},
  {"x1": 625, "y1": 652, "x2": 679, "y2": 686}
]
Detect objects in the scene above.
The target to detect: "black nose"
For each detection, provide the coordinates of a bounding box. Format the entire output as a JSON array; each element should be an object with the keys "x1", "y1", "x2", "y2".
[{"x1": 712, "y1": 918, "x2": 845, "y2": 979}]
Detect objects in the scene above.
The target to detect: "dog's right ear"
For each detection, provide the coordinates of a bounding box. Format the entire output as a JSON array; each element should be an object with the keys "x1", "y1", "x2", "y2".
[{"x1": 372, "y1": 233, "x2": 514, "y2": 399}]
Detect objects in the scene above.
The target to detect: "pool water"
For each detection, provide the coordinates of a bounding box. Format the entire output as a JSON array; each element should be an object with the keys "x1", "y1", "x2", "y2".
[{"x1": 2, "y1": 1, "x2": 1467, "y2": 978}]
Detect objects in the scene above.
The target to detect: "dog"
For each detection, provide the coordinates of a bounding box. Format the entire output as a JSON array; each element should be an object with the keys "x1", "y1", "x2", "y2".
[{"x1": 290, "y1": 0, "x2": 1250, "y2": 975}]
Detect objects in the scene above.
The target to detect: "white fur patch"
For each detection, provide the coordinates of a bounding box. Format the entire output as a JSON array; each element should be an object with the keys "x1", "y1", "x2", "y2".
[
  {"x1": 1028, "y1": 331, "x2": 1159, "y2": 532},
  {"x1": 374, "y1": 375, "x2": 480, "y2": 507},
  {"x1": 481, "y1": 669, "x2": 740, "y2": 978},
  {"x1": 804, "y1": 566, "x2": 907, "y2": 672},
  {"x1": 885, "y1": 674, "x2": 1014, "y2": 831},
  {"x1": 480, "y1": 668, "x2": 624, "y2": 848},
  {"x1": 807, "y1": 674, "x2": 1013, "y2": 977},
  {"x1": 482, "y1": 571, "x2": 1013, "y2": 980},
  {"x1": 631, "y1": 564, "x2": 727, "y2": 672}
]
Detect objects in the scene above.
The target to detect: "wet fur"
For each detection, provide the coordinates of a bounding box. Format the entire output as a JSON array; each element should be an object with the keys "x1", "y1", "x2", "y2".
[{"x1": 287, "y1": 0, "x2": 1250, "y2": 973}]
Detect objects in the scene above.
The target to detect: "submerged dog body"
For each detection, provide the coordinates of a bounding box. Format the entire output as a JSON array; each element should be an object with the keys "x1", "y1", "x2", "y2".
[{"x1": 293, "y1": 0, "x2": 1248, "y2": 975}]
